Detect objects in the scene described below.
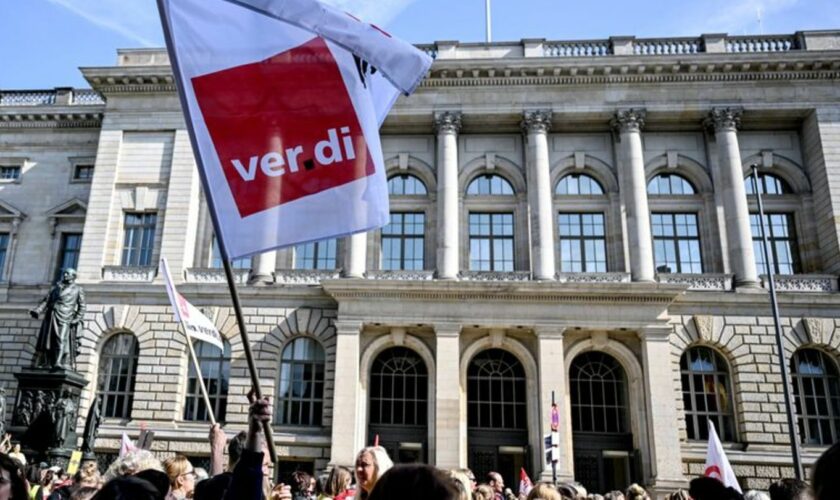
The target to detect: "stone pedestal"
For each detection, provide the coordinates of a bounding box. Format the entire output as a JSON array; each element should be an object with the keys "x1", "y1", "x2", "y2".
[{"x1": 12, "y1": 368, "x2": 88, "y2": 465}]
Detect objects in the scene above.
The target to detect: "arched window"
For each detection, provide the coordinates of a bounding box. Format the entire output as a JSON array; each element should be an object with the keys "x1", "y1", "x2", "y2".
[
  {"x1": 570, "y1": 352, "x2": 628, "y2": 433},
  {"x1": 791, "y1": 349, "x2": 840, "y2": 445},
  {"x1": 98, "y1": 333, "x2": 139, "y2": 419},
  {"x1": 467, "y1": 349, "x2": 527, "y2": 429},
  {"x1": 184, "y1": 340, "x2": 231, "y2": 422},
  {"x1": 277, "y1": 337, "x2": 325, "y2": 426},
  {"x1": 369, "y1": 347, "x2": 428, "y2": 426},
  {"x1": 466, "y1": 174, "x2": 514, "y2": 196},
  {"x1": 556, "y1": 174, "x2": 604, "y2": 195},
  {"x1": 647, "y1": 174, "x2": 696, "y2": 195},
  {"x1": 388, "y1": 174, "x2": 427, "y2": 195},
  {"x1": 680, "y1": 347, "x2": 736, "y2": 441},
  {"x1": 745, "y1": 173, "x2": 792, "y2": 195}
]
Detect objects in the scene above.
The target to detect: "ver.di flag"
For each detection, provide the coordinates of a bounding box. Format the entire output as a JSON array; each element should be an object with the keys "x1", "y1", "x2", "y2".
[
  {"x1": 160, "y1": 258, "x2": 224, "y2": 350},
  {"x1": 157, "y1": 0, "x2": 432, "y2": 259},
  {"x1": 704, "y1": 420, "x2": 742, "y2": 493}
]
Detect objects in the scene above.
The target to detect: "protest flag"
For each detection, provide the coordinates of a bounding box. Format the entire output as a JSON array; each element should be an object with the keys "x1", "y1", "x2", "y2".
[
  {"x1": 156, "y1": 0, "x2": 432, "y2": 463},
  {"x1": 518, "y1": 468, "x2": 533, "y2": 496},
  {"x1": 704, "y1": 420, "x2": 742, "y2": 493},
  {"x1": 161, "y1": 257, "x2": 221, "y2": 425}
]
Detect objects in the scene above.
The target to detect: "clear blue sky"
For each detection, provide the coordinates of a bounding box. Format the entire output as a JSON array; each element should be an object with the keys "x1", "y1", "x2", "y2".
[{"x1": 2, "y1": 0, "x2": 839, "y2": 89}]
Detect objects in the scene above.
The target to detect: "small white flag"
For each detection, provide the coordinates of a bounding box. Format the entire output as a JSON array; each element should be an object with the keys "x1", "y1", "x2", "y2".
[
  {"x1": 118, "y1": 432, "x2": 137, "y2": 458},
  {"x1": 160, "y1": 258, "x2": 224, "y2": 350},
  {"x1": 704, "y1": 420, "x2": 742, "y2": 493},
  {"x1": 157, "y1": 0, "x2": 432, "y2": 259}
]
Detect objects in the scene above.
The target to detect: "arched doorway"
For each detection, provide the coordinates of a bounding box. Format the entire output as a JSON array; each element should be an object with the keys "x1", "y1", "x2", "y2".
[
  {"x1": 467, "y1": 349, "x2": 529, "y2": 489},
  {"x1": 570, "y1": 351, "x2": 637, "y2": 494},
  {"x1": 368, "y1": 347, "x2": 429, "y2": 463}
]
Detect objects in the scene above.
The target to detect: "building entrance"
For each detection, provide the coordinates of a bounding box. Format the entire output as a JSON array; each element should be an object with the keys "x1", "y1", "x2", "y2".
[
  {"x1": 466, "y1": 349, "x2": 530, "y2": 488},
  {"x1": 367, "y1": 347, "x2": 429, "y2": 463},
  {"x1": 570, "y1": 351, "x2": 638, "y2": 494}
]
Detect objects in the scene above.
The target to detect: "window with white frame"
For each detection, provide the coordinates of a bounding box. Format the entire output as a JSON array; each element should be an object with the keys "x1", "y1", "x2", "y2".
[
  {"x1": 381, "y1": 212, "x2": 425, "y2": 270},
  {"x1": 294, "y1": 239, "x2": 337, "y2": 270},
  {"x1": 469, "y1": 213, "x2": 514, "y2": 271},
  {"x1": 121, "y1": 213, "x2": 156, "y2": 266},
  {"x1": 557, "y1": 213, "x2": 607, "y2": 272}
]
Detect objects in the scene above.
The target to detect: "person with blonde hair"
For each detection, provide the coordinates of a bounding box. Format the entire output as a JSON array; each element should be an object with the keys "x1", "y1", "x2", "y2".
[
  {"x1": 318, "y1": 466, "x2": 352, "y2": 500},
  {"x1": 474, "y1": 484, "x2": 496, "y2": 500},
  {"x1": 163, "y1": 454, "x2": 196, "y2": 499},
  {"x1": 448, "y1": 469, "x2": 472, "y2": 500},
  {"x1": 526, "y1": 482, "x2": 562, "y2": 500},
  {"x1": 353, "y1": 446, "x2": 393, "y2": 500}
]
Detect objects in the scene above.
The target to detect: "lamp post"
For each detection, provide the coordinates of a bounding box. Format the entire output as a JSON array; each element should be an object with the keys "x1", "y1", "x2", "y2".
[{"x1": 749, "y1": 164, "x2": 804, "y2": 480}]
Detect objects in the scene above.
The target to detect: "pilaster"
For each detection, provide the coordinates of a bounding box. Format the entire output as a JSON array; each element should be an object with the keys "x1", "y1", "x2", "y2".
[
  {"x1": 434, "y1": 112, "x2": 462, "y2": 280},
  {"x1": 535, "y1": 326, "x2": 574, "y2": 482},
  {"x1": 329, "y1": 321, "x2": 363, "y2": 466},
  {"x1": 158, "y1": 129, "x2": 200, "y2": 282},
  {"x1": 434, "y1": 322, "x2": 463, "y2": 468},
  {"x1": 523, "y1": 111, "x2": 556, "y2": 281}
]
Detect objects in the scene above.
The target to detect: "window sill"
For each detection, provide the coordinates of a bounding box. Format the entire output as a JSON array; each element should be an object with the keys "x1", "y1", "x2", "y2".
[{"x1": 101, "y1": 266, "x2": 157, "y2": 282}]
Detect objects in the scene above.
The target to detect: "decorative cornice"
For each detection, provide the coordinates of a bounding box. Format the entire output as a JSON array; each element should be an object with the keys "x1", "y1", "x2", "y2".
[
  {"x1": 705, "y1": 107, "x2": 744, "y2": 132},
  {"x1": 433, "y1": 111, "x2": 462, "y2": 134},
  {"x1": 0, "y1": 112, "x2": 103, "y2": 129},
  {"x1": 611, "y1": 108, "x2": 646, "y2": 133},
  {"x1": 521, "y1": 110, "x2": 553, "y2": 134}
]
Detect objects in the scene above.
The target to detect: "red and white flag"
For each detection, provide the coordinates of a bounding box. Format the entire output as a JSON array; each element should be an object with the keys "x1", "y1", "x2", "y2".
[
  {"x1": 704, "y1": 420, "x2": 742, "y2": 493},
  {"x1": 160, "y1": 257, "x2": 224, "y2": 350},
  {"x1": 157, "y1": 0, "x2": 432, "y2": 259},
  {"x1": 518, "y1": 468, "x2": 533, "y2": 496}
]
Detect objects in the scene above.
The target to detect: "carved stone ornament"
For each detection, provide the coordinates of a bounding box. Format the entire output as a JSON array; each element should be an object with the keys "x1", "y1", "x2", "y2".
[
  {"x1": 705, "y1": 107, "x2": 743, "y2": 132},
  {"x1": 803, "y1": 317, "x2": 827, "y2": 345},
  {"x1": 521, "y1": 110, "x2": 553, "y2": 134},
  {"x1": 433, "y1": 111, "x2": 462, "y2": 134},
  {"x1": 489, "y1": 329, "x2": 505, "y2": 347},
  {"x1": 610, "y1": 108, "x2": 646, "y2": 133},
  {"x1": 692, "y1": 315, "x2": 714, "y2": 342}
]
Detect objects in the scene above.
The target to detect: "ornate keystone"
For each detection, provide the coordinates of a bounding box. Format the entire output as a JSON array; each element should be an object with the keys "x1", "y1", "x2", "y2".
[
  {"x1": 610, "y1": 108, "x2": 646, "y2": 133},
  {"x1": 433, "y1": 111, "x2": 462, "y2": 134},
  {"x1": 521, "y1": 110, "x2": 553, "y2": 134},
  {"x1": 705, "y1": 107, "x2": 743, "y2": 132}
]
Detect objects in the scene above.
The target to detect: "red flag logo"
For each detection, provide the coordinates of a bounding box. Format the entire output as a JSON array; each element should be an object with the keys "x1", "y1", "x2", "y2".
[{"x1": 192, "y1": 37, "x2": 375, "y2": 218}]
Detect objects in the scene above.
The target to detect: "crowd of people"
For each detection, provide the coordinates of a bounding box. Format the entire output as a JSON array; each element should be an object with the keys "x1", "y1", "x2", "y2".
[{"x1": 0, "y1": 397, "x2": 837, "y2": 500}]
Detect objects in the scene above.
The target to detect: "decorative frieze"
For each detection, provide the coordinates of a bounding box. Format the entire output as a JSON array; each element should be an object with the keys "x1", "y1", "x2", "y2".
[
  {"x1": 433, "y1": 111, "x2": 462, "y2": 135},
  {"x1": 610, "y1": 109, "x2": 646, "y2": 133},
  {"x1": 705, "y1": 107, "x2": 743, "y2": 132}
]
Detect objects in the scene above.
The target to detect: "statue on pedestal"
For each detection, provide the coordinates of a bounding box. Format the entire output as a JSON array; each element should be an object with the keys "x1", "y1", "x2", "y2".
[
  {"x1": 52, "y1": 390, "x2": 77, "y2": 449},
  {"x1": 29, "y1": 268, "x2": 86, "y2": 370},
  {"x1": 81, "y1": 395, "x2": 102, "y2": 456}
]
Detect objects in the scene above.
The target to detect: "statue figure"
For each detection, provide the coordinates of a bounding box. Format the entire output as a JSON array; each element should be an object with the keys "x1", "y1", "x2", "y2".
[
  {"x1": 52, "y1": 390, "x2": 76, "y2": 449},
  {"x1": 15, "y1": 393, "x2": 32, "y2": 427},
  {"x1": 81, "y1": 395, "x2": 102, "y2": 455},
  {"x1": 30, "y1": 268, "x2": 86, "y2": 369}
]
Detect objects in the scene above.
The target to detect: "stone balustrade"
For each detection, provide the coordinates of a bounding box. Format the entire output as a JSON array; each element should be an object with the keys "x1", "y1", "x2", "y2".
[
  {"x1": 274, "y1": 269, "x2": 341, "y2": 285},
  {"x1": 726, "y1": 35, "x2": 797, "y2": 53},
  {"x1": 633, "y1": 38, "x2": 701, "y2": 55},
  {"x1": 184, "y1": 267, "x2": 250, "y2": 285},
  {"x1": 556, "y1": 272, "x2": 632, "y2": 284},
  {"x1": 459, "y1": 271, "x2": 532, "y2": 282},
  {"x1": 101, "y1": 266, "x2": 157, "y2": 282},
  {"x1": 0, "y1": 89, "x2": 104, "y2": 107},
  {"x1": 365, "y1": 270, "x2": 435, "y2": 281},
  {"x1": 656, "y1": 273, "x2": 733, "y2": 291},
  {"x1": 761, "y1": 274, "x2": 840, "y2": 292},
  {"x1": 543, "y1": 40, "x2": 611, "y2": 57}
]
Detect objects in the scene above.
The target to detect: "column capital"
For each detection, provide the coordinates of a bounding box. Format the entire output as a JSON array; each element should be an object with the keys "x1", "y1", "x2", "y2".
[
  {"x1": 640, "y1": 324, "x2": 673, "y2": 341},
  {"x1": 610, "y1": 108, "x2": 646, "y2": 133},
  {"x1": 334, "y1": 320, "x2": 363, "y2": 335},
  {"x1": 704, "y1": 107, "x2": 743, "y2": 132},
  {"x1": 434, "y1": 322, "x2": 462, "y2": 337},
  {"x1": 521, "y1": 110, "x2": 553, "y2": 134},
  {"x1": 533, "y1": 325, "x2": 567, "y2": 338},
  {"x1": 433, "y1": 111, "x2": 462, "y2": 135}
]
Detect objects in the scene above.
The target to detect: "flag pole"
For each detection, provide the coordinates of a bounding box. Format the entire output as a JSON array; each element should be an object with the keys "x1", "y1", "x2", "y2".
[
  {"x1": 749, "y1": 164, "x2": 803, "y2": 480},
  {"x1": 183, "y1": 327, "x2": 217, "y2": 426},
  {"x1": 156, "y1": 0, "x2": 277, "y2": 463},
  {"x1": 484, "y1": 0, "x2": 492, "y2": 43}
]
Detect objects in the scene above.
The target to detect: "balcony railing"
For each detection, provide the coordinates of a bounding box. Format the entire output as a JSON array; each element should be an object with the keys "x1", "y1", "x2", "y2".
[{"x1": 0, "y1": 89, "x2": 104, "y2": 106}]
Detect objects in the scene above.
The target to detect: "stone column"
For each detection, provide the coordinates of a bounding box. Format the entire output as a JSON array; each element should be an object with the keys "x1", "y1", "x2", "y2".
[
  {"x1": 434, "y1": 112, "x2": 462, "y2": 280},
  {"x1": 329, "y1": 321, "x2": 363, "y2": 466},
  {"x1": 612, "y1": 109, "x2": 654, "y2": 282},
  {"x1": 251, "y1": 250, "x2": 276, "y2": 284},
  {"x1": 342, "y1": 233, "x2": 367, "y2": 278},
  {"x1": 523, "y1": 111, "x2": 556, "y2": 281},
  {"x1": 535, "y1": 326, "x2": 573, "y2": 482},
  {"x1": 434, "y1": 323, "x2": 463, "y2": 468},
  {"x1": 641, "y1": 326, "x2": 686, "y2": 492},
  {"x1": 706, "y1": 108, "x2": 759, "y2": 288}
]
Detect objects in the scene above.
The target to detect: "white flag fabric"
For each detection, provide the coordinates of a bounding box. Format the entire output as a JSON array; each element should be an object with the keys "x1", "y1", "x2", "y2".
[
  {"x1": 157, "y1": 0, "x2": 432, "y2": 259},
  {"x1": 704, "y1": 420, "x2": 742, "y2": 493},
  {"x1": 160, "y1": 258, "x2": 225, "y2": 351},
  {"x1": 118, "y1": 432, "x2": 137, "y2": 458}
]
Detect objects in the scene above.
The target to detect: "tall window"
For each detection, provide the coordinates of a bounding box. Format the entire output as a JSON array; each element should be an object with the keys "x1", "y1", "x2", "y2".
[
  {"x1": 647, "y1": 174, "x2": 696, "y2": 195},
  {"x1": 210, "y1": 237, "x2": 252, "y2": 269},
  {"x1": 277, "y1": 337, "x2": 325, "y2": 426},
  {"x1": 184, "y1": 340, "x2": 231, "y2": 422},
  {"x1": 121, "y1": 212, "x2": 156, "y2": 266},
  {"x1": 570, "y1": 352, "x2": 628, "y2": 433},
  {"x1": 388, "y1": 175, "x2": 427, "y2": 195},
  {"x1": 556, "y1": 174, "x2": 604, "y2": 195},
  {"x1": 369, "y1": 347, "x2": 428, "y2": 426},
  {"x1": 791, "y1": 349, "x2": 840, "y2": 445},
  {"x1": 294, "y1": 239, "x2": 337, "y2": 270},
  {"x1": 467, "y1": 349, "x2": 527, "y2": 430},
  {"x1": 745, "y1": 173, "x2": 792, "y2": 195},
  {"x1": 680, "y1": 347, "x2": 736, "y2": 441},
  {"x1": 0, "y1": 233, "x2": 8, "y2": 281},
  {"x1": 98, "y1": 333, "x2": 140, "y2": 419},
  {"x1": 381, "y1": 213, "x2": 425, "y2": 270},
  {"x1": 751, "y1": 213, "x2": 799, "y2": 275},
  {"x1": 56, "y1": 233, "x2": 82, "y2": 281},
  {"x1": 651, "y1": 213, "x2": 703, "y2": 273},
  {"x1": 558, "y1": 213, "x2": 607, "y2": 272},
  {"x1": 469, "y1": 213, "x2": 514, "y2": 271},
  {"x1": 467, "y1": 174, "x2": 514, "y2": 195},
  {"x1": 73, "y1": 165, "x2": 95, "y2": 181}
]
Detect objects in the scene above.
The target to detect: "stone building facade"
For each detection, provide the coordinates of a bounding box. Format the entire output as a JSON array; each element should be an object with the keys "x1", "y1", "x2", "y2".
[{"x1": 2, "y1": 30, "x2": 840, "y2": 495}]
